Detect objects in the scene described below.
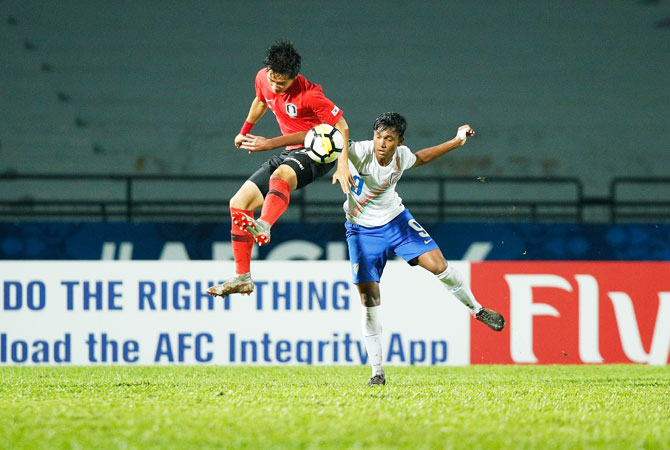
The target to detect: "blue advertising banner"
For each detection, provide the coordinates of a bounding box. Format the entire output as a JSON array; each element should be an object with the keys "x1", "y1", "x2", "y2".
[{"x1": 1, "y1": 222, "x2": 669, "y2": 261}]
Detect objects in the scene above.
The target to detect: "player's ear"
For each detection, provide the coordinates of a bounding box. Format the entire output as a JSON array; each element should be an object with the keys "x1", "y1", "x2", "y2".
[{"x1": 399, "y1": 136, "x2": 405, "y2": 145}]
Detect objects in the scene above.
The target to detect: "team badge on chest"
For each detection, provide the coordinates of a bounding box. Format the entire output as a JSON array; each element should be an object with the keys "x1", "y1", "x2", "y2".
[{"x1": 285, "y1": 103, "x2": 298, "y2": 118}]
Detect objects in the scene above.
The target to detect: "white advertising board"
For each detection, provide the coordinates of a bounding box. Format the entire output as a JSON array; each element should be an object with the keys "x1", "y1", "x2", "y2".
[{"x1": 0, "y1": 261, "x2": 471, "y2": 366}]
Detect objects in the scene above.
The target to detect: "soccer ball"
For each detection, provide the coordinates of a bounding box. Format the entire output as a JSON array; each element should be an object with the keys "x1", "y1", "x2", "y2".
[{"x1": 303, "y1": 124, "x2": 344, "y2": 164}]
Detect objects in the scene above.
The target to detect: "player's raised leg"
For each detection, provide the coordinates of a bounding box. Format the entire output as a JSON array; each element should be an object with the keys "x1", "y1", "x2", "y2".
[
  {"x1": 207, "y1": 181, "x2": 264, "y2": 297},
  {"x1": 357, "y1": 282, "x2": 386, "y2": 386},
  {"x1": 416, "y1": 249, "x2": 505, "y2": 331},
  {"x1": 235, "y1": 164, "x2": 298, "y2": 246}
]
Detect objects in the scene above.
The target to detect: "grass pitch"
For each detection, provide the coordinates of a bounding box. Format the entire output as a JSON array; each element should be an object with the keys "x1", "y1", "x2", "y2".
[{"x1": 1, "y1": 365, "x2": 669, "y2": 449}]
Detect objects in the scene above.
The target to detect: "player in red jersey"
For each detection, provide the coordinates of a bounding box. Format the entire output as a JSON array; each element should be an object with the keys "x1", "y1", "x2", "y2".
[{"x1": 207, "y1": 39, "x2": 352, "y2": 298}]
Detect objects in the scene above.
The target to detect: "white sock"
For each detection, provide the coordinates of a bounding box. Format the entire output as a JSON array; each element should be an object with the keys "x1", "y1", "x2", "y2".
[
  {"x1": 361, "y1": 305, "x2": 383, "y2": 376},
  {"x1": 437, "y1": 264, "x2": 482, "y2": 315}
]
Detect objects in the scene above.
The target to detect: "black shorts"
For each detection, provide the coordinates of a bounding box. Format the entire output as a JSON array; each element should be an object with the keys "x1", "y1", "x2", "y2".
[{"x1": 248, "y1": 147, "x2": 337, "y2": 197}]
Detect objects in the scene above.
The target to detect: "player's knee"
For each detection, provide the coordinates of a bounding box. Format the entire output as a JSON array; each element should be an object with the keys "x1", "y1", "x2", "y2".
[
  {"x1": 356, "y1": 282, "x2": 381, "y2": 307},
  {"x1": 229, "y1": 193, "x2": 245, "y2": 210},
  {"x1": 418, "y1": 250, "x2": 447, "y2": 275},
  {"x1": 229, "y1": 195, "x2": 239, "y2": 209},
  {"x1": 270, "y1": 165, "x2": 297, "y2": 188},
  {"x1": 358, "y1": 289, "x2": 381, "y2": 307},
  {"x1": 433, "y1": 259, "x2": 448, "y2": 275},
  {"x1": 422, "y1": 256, "x2": 447, "y2": 275},
  {"x1": 271, "y1": 165, "x2": 292, "y2": 179},
  {"x1": 229, "y1": 188, "x2": 260, "y2": 211}
]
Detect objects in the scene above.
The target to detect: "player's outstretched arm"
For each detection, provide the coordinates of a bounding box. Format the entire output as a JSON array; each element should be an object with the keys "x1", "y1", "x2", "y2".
[
  {"x1": 239, "y1": 131, "x2": 307, "y2": 152},
  {"x1": 332, "y1": 117, "x2": 354, "y2": 194},
  {"x1": 234, "y1": 97, "x2": 268, "y2": 148},
  {"x1": 412, "y1": 125, "x2": 475, "y2": 168}
]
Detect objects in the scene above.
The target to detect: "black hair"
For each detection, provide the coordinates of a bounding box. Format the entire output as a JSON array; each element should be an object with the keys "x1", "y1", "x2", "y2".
[
  {"x1": 373, "y1": 112, "x2": 407, "y2": 138},
  {"x1": 263, "y1": 39, "x2": 301, "y2": 79}
]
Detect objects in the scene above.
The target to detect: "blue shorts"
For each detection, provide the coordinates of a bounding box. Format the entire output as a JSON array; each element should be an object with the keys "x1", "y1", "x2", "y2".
[{"x1": 345, "y1": 209, "x2": 439, "y2": 284}]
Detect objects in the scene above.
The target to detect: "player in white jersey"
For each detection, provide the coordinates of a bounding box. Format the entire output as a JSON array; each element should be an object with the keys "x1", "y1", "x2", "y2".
[{"x1": 345, "y1": 112, "x2": 505, "y2": 386}]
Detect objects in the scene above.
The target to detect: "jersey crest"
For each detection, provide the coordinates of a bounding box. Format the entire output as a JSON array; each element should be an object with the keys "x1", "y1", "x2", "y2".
[{"x1": 285, "y1": 103, "x2": 298, "y2": 118}]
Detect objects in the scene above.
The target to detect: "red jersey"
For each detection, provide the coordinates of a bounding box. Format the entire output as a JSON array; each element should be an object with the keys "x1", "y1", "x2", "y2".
[{"x1": 254, "y1": 68, "x2": 344, "y2": 150}]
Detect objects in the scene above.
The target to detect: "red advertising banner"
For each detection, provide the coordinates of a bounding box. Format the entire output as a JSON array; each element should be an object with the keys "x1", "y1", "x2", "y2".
[{"x1": 470, "y1": 262, "x2": 670, "y2": 365}]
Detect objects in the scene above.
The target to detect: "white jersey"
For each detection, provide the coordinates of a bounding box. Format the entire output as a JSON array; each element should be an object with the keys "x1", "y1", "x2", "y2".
[{"x1": 344, "y1": 140, "x2": 417, "y2": 227}]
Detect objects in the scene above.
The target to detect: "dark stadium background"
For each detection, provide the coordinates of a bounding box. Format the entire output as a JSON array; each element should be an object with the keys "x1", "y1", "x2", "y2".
[{"x1": 1, "y1": 0, "x2": 669, "y2": 257}]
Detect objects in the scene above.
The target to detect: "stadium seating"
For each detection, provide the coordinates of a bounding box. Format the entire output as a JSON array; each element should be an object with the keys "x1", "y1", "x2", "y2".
[{"x1": 1, "y1": 0, "x2": 669, "y2": 217}]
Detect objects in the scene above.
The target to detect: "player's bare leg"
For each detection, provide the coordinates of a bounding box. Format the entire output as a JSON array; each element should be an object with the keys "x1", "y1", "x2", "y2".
[
  {"x1": 416, "y1": 249, "x2": 505, "y2": 331},
  {"x1": 358, "y1": 282, "x2": 386, "y2": 386},
  {"x1": 207, "y1": 181, "x2": 264, "y2": 298},
  {"x1": 230, "y1": 180, "x2": 266, "y2": 212}
]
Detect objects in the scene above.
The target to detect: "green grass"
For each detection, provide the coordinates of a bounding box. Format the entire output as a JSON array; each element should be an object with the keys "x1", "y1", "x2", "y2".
[{"x1": 1, "y1": 365, "x2": 669, "y2": 449}]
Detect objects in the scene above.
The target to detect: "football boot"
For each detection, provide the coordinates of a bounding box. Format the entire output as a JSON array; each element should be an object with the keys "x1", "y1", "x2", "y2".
[
  {"x1": 231, "y1": 211, "x2": 271, "y2": 246},
  {"x1": 206, "y1": 273, "x2": 254, "y2": 297},
  {"x1": 475, "y1": 307, "x2": 506, "y2": 331},
  {"x1": 367, "y1": 373, "x2": 386, "y2": 386}
]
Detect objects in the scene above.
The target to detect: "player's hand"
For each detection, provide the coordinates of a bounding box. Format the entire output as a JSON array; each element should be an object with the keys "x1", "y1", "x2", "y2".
[
  {"x1": 239, "y1": 134, "x2": 272, "y2": 153},
  {"x1": 332, "y1": 165, "x2": 354, "y2": 194},
  {"x1": 234, "y1": 133, "x2": 246, "y2": 148},
  {"x1": 456, "y1": 125, "x2": 475, "y2": 145}
]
